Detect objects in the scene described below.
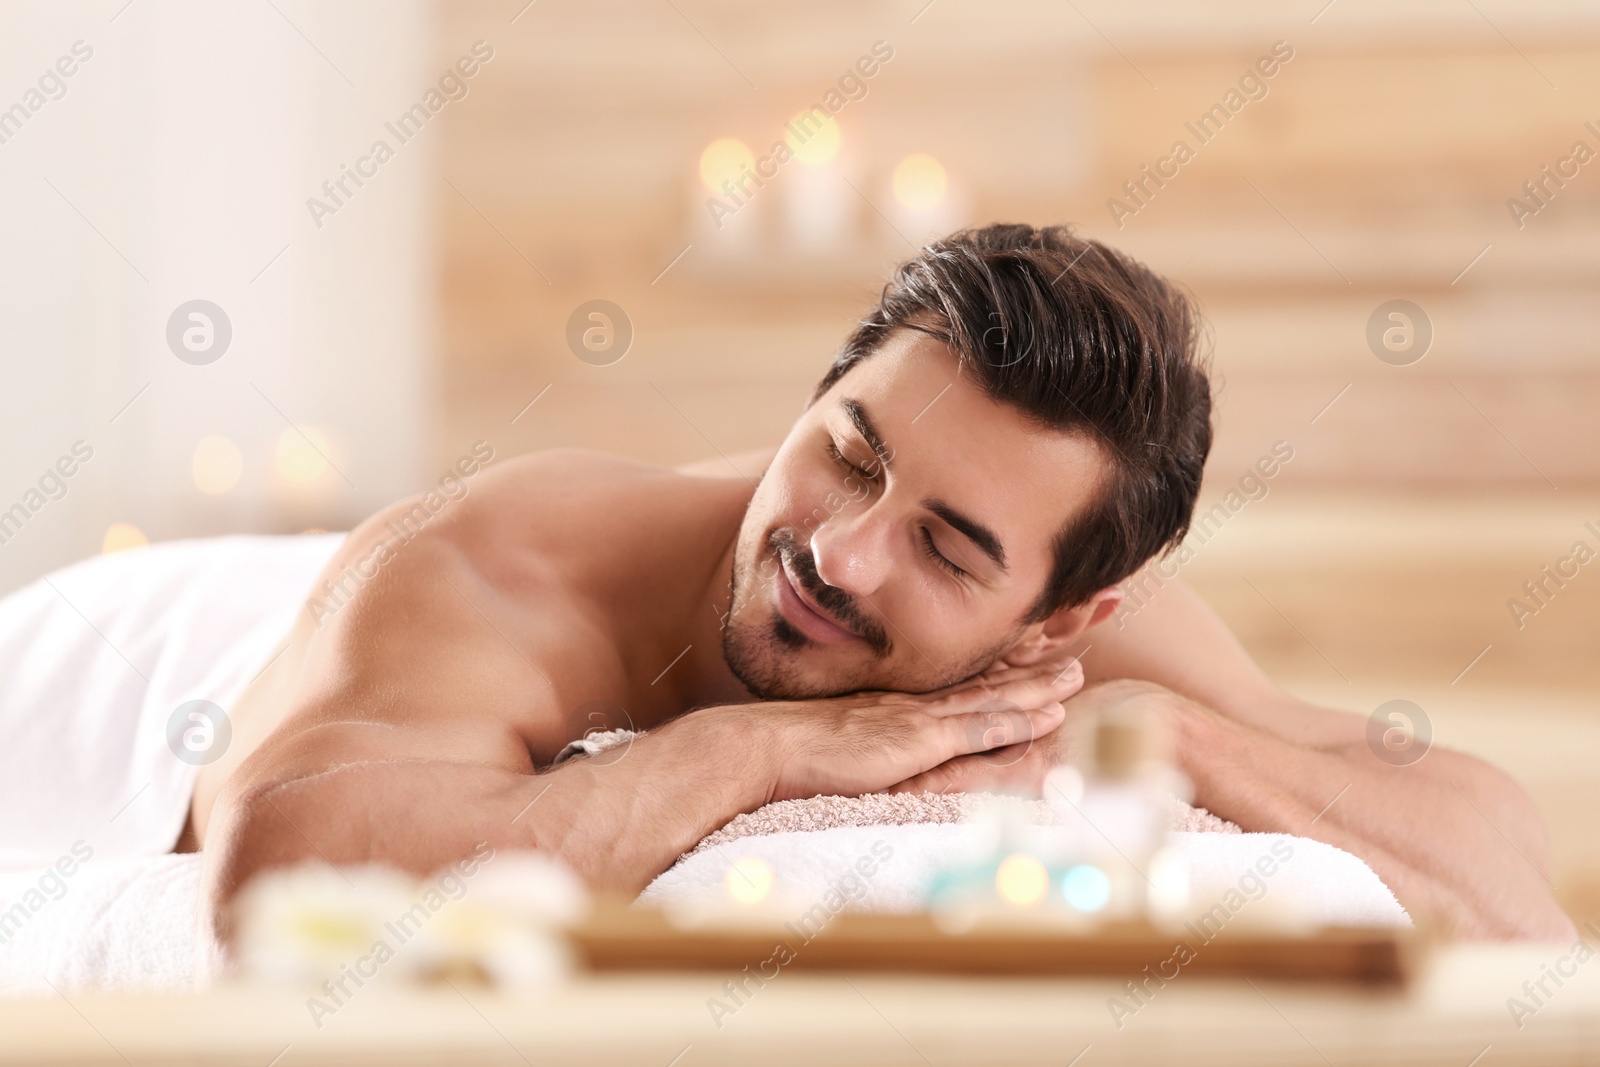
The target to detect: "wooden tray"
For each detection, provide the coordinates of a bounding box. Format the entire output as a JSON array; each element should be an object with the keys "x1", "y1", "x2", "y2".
[{"x1": 568, "y1": 898, "x2": 1425, "y2": 985}]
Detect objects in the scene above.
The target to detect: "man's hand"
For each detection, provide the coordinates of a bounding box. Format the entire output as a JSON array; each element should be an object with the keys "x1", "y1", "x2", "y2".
[
  {"x1": 745, "y1": 658, "x2": 1085, "y2": 803},
  {"x1": 886, "y1": 678, "x2": 1161, "y2": 797}
]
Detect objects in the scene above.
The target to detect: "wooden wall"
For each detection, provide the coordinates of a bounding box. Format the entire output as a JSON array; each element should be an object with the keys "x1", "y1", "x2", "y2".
[
  {"x1": 428, "y1": 1, "x2": 1600, "y2": 899},
  {"x1": 432, "y1": 0, "x2": 1600, "y2": 489}
]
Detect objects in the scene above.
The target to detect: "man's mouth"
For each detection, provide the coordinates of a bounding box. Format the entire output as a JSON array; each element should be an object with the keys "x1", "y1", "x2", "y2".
[{"x1": 774, "y1": 555, "x2": 863, "y2": 646}]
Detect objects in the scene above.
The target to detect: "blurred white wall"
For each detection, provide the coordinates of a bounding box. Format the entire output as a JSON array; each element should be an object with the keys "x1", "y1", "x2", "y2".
[{"x1": 0, "y1": 0, "x2": 436, "y2": 595}]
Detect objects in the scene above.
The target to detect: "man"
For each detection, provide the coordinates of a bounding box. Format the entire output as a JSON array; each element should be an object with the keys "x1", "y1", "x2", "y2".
[{"x1": 197, "y1": 224, "x2": 1572, "y2": 942}]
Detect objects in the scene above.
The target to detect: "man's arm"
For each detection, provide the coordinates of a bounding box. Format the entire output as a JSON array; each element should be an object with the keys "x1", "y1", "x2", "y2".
[
  {"x1": 205, "y1": 683, "x2": 1080, "y2": 944},
  {"x1": 1086, "y1": 576, "x2": 1569, "y2": 938},
  {"x1": 202, "y1": 708, "x2": 771, "y2": 941},
  {"x1": 201, "y1": 517, "x2": 1084, "y2": 943},
  {"x1": 1164, "y1": 684, "x2": 1571, "y2": 939},
  {"x1": 898, "y1": 575, "x2": 1572, "y2": 940}
]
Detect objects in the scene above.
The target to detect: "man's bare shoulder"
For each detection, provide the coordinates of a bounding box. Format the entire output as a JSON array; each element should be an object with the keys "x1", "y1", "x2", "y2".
[
  {"x1": 468, "y1": 447, "x2": 730, "y2": 513},
  {"x1": 454, "y1": 447, "x2": 755, "y2": 564},
  {"x1": 304, "y1": 444, "x2": 751, "y2": 702},
  {"x1": 473, "y1": 446, "x2": 768, "y2": 500}
]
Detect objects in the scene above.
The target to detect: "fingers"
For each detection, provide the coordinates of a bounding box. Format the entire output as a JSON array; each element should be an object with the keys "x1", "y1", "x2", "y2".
[
  {"x1": 938, "y1": 654, "x2": 1084, "y2": 695},
  {"x1": 946, "y1": 700, "x2": 1065, "y2": 758},
  {"x1": 974, "y1": 656, "x2": 1022, "y2": 680},
  {"x1": 890, "y1": 743, "x2": 1051, "y2": 797},
  {"x1": 972, "y1": 655, "x2": 1082, "y2": 688},
  {"x1": 887, "y1": 765, "x2": 960, "y2": 796},
  {"x1": 991, "y1": 657, "x2": 1086, "y2": 695},
  {"x1": 925, "y1": 659, "x2": 1083, "y2": 718}
]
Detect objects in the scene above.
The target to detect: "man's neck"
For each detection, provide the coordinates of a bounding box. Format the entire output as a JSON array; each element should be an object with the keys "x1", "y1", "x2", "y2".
[
  {"x1": 673, "y1": 527, "x2": 753, "y2": 709},
  {"x1": 624, "y1": 478, "x2": 755, "y2": 717}
]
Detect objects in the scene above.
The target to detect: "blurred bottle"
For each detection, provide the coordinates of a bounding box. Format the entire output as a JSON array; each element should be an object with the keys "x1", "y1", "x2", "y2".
[{"x1": 1045, "y1": 704, "x2": 1191, "y2": 924}]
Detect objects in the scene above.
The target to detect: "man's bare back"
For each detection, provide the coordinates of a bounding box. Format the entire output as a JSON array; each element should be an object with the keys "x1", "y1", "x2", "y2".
[{"x1": 191, "y1": 449, "x2": 760, "y2": 843}]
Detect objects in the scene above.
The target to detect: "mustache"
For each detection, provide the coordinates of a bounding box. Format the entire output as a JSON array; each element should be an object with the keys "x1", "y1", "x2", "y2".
[{"x1": 770, "y1": 530, "x2": 891, "y2": 657}]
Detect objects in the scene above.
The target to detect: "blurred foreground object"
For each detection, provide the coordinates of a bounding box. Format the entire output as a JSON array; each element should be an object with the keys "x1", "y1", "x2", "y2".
[
  {"x1": 927, "y1": 704, "x2": 1194, "y2": 925},
  {"x1": 233, "y1": 850, "x2": 588, "y2": 994}
]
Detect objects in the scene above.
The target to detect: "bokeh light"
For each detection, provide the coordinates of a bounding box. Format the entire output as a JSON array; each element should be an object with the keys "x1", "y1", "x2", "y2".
[
  {"x1": 191, "y1": 435, "x2": 243, "y2": 495},
  {"x1": 1061, "y1": 864, "x2": 1111, "y2": 913},
  {"x1": 276, "y1": 427, "x2": 332, "y2": 486},
  {"x1": 724, "y1": 855, "x2": 774, "y2": 905},
  {"x1": 995, "y1": 852, "x2": 1049, "y2": 907},
  {"x1": 699, "y1": 137, "x2": 755, "y2": 193},
  {"x1": 101, "y1": 522, "x2": 148, "y2": 555},
  {"x1": 892, "y1": 153, "x2": 947, "y2": 211},
  {"x1": 788, "y1": 114, "x2": 841, "y2": 166}
]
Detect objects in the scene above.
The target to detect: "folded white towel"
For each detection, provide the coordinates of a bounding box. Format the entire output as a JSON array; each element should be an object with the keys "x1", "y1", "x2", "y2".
[{"x1": 641, "y1": 824, "x2": 1412, "y2": 930}]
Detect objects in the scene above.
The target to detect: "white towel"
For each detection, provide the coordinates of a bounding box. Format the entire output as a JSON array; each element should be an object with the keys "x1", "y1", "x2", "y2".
[
  {"x1": 641, "y1": 825, "x2": 1411, "y2": 930},
  {"x1": 0, "y1": 534, "x2": 344, "y2": 871},
  {"x1": 0, "y1": 853, "x2": 202, "y2": 996}
]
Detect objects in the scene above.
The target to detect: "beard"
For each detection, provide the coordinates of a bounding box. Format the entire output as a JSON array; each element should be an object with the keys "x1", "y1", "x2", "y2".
[{"x1": 720, "y1": 526, "x2": 1011, "y2": 700}]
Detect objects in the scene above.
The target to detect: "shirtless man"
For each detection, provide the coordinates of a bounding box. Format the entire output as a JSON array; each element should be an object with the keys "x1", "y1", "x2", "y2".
[{"x1": 196, "y1": 224, "x2": 1573, "y2": 942}]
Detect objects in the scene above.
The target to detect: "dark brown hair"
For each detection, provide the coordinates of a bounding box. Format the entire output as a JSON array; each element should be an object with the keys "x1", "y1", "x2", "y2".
[{"x1": 813, "y1": 223, "x2": 1212, "y2": 620}]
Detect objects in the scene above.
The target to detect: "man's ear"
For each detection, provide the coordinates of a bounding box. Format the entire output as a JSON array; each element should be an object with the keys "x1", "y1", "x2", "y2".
[{"x1": 1000, "y1": 585, "x2": 1125, "y2": 666}]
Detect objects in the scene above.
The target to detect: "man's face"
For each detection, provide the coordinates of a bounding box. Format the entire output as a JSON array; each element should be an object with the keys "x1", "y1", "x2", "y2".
[{"x1": 723, "y1": 329, "x2": 1108, "y2": 699}]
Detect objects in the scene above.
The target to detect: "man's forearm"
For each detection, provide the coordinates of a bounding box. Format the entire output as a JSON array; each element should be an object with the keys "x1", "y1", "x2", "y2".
[
  {"x1": 204, "y1": 705, "x2": 774, "y2": 940},
  {"x1": 524, "y1": 705, "x2": 776, "y2": 890},
  {"x1": 1174, "y1": 695, "x2": 1574, "y2": 940}
]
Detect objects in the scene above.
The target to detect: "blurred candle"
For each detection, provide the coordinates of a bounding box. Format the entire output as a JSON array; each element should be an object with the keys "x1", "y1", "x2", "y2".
[
  {"x1": 101, "y1": 522, "x2": 149, "y2": 554},
  {"x1": 699, "y1": 136, "x2": 755, "y2": 194},
  {"x1": 696, "y1": 136, "x2": 761, "y2": 255},
  {"x1": 892, "y1": 153, "x2": 947, "y2": 211},
  {"x1": 783, "y1": 114, "x2": 851, "y2": 255},
  {"x1": 276, "y1": 426, "x2": 333, "y2": 487},
  {"x1": 887, "y1": 152, "x2": 962, "y2": 244}
]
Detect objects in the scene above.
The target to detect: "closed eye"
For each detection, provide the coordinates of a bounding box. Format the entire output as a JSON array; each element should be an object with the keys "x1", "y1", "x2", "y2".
[
  {"x1": 826, "y1": 439, "x2": 879, "y2": 480},
  {"x1": 920, "y1": 526, "x2": 967, "y2": 578}
]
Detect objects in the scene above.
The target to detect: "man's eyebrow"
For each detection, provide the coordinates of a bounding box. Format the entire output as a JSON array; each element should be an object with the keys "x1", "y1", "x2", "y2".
[
  {"x1": 923, "y1": 499, "x2": 1008, "y2": 572},
  {"x1": 840, "y1": 397, "x2": 893, "y2": 470}
]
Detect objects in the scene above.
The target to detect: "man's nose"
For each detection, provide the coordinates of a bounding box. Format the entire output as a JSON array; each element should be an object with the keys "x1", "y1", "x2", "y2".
[{"x1": 809, "y1": 505, "x2": 894, "y2": 598}]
